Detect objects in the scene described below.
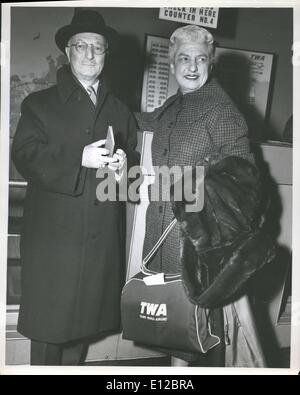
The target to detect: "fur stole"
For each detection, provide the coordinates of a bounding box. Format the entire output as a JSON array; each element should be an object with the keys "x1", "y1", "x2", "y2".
[{"x1": 171, "y1": 156, "x2": 276, "y2": 308}]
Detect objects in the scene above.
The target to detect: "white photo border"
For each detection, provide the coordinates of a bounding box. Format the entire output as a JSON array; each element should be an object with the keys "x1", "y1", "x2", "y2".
[{"x1": 0, "y1": 0, "x2": 299, "y2": 375}]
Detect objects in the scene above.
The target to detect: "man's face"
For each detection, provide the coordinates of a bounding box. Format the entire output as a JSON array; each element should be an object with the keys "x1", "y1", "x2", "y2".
[
  {"x1": 170, "y1": 41, "x2": 212, "y2": 95},
  {"x1": 65, "y1": 32, "x2": 107, "y2": 83}
]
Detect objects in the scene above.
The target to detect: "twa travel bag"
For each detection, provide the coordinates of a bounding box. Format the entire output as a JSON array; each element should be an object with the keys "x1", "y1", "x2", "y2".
[{"x1": 121, "y1": 219, "x2": 220, "y2": 353}]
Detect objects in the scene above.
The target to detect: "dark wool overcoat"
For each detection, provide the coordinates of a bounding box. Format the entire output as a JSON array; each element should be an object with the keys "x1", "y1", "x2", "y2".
[{"x1": 12, "y1": 65, "x2": 138, "y2": 344}]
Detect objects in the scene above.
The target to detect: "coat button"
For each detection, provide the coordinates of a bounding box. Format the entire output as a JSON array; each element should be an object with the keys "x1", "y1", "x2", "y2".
[
  {"x1": 168, "y1": 122, "x2": 174, "y2": 128},
  {"x1": 85, "y1": 128, "x2": 91, "y2": 135}
]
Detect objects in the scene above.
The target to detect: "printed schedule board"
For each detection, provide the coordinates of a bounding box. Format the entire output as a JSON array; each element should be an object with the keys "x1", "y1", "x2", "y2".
[
  {"x1": 159, "y1": 7, "x2": 219, "y2": 29},
  {"x1": 141, "y1": 35, "x2": 178, "y2": 112}
]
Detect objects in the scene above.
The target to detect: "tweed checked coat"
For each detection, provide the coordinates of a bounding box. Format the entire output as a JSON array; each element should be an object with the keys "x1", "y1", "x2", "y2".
[
  {"x1": 12, "y1": 65, "x2": 138, "y2": 344},
  {"x1": 136, "y1": 77, "x2": 254, "y2": 275}
]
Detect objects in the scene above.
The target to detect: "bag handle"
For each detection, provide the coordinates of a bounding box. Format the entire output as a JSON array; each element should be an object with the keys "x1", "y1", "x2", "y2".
[{"x1": 142, "y1": 218, "x2": 180, "y2": 278}]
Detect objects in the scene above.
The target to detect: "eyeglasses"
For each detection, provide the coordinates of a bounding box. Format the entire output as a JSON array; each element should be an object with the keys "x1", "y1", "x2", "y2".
[
  {"x1": 177, "y1": 55, "x2": 209, "y2": 65},
  {"x1": 67, "y1": 41, "x2": 107, "y2": 55}
]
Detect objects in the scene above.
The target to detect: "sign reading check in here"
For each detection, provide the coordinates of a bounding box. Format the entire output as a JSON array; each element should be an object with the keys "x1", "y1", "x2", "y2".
[{"x1": 159, "y1": 7, "x2": 219, "y2": 29}]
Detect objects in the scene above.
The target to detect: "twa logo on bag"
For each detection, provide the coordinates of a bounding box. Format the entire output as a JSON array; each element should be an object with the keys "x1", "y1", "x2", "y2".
[{"x1": 140, "y1": 302, "x2": 167, "y2": 321}]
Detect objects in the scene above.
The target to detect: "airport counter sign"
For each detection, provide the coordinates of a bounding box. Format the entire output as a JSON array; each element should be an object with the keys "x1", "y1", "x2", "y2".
[{"x1": 159, "y1": 8, "x2": 219, "y2": 28}]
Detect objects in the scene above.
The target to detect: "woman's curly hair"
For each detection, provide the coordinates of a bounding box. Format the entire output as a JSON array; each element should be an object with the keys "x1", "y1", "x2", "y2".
[{"x1": 169, "y1": 25, "x2": 215, "y2": 64}]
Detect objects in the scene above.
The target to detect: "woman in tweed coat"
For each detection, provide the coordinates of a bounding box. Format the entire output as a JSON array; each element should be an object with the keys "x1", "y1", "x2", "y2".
[{"x1": 135, "y1": 25, "x2": 261, "y2": 367}]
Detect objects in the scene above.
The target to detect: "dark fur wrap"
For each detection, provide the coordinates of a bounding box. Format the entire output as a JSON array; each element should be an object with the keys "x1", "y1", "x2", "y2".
[{"x1": 171, "y1": 156, "x2": 276, "y2": 308}]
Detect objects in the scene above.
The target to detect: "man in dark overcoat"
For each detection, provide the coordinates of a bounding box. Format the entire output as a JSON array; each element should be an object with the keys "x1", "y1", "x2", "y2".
[{"x1": 12, "y1": 10, "x2": 139, "y2": 365}]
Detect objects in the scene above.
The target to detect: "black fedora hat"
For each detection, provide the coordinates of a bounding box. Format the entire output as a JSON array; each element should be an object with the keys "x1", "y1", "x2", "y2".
[{"x1": 55, "y1": 10, "x2": 118, "y2": 53}]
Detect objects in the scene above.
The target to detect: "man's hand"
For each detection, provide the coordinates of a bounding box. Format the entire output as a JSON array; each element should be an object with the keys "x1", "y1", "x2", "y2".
[
  {"x1": 108, "y1": 149, "x2": 127, "y2": 182},
  {"x1": 107, "y1": 149, "x2": 127, "y2": 172},
  {"x1": 82, "y1": 139, "x2": 116, "y2": 169}
]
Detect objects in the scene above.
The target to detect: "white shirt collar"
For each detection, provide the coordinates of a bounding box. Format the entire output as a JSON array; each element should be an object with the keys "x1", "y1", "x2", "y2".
[{"x1": 78, "y1": 78, "x2": 100, "y2": 94}]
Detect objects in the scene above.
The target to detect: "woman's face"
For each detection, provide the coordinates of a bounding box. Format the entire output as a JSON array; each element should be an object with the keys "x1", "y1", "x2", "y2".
[{"x1": 170, "y1": 41, "x2": 212, "y2": 95}]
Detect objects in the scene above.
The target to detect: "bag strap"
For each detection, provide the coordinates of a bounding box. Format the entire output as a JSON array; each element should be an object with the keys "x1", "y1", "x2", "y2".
[{"x1": 142, "y1": 218, "x2": 180, "y2": 278}]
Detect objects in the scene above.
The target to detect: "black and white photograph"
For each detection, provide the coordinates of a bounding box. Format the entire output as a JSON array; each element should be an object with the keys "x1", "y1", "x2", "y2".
[{"x1": 0, "y1": 1, "x2": 299, "y2": 376}]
